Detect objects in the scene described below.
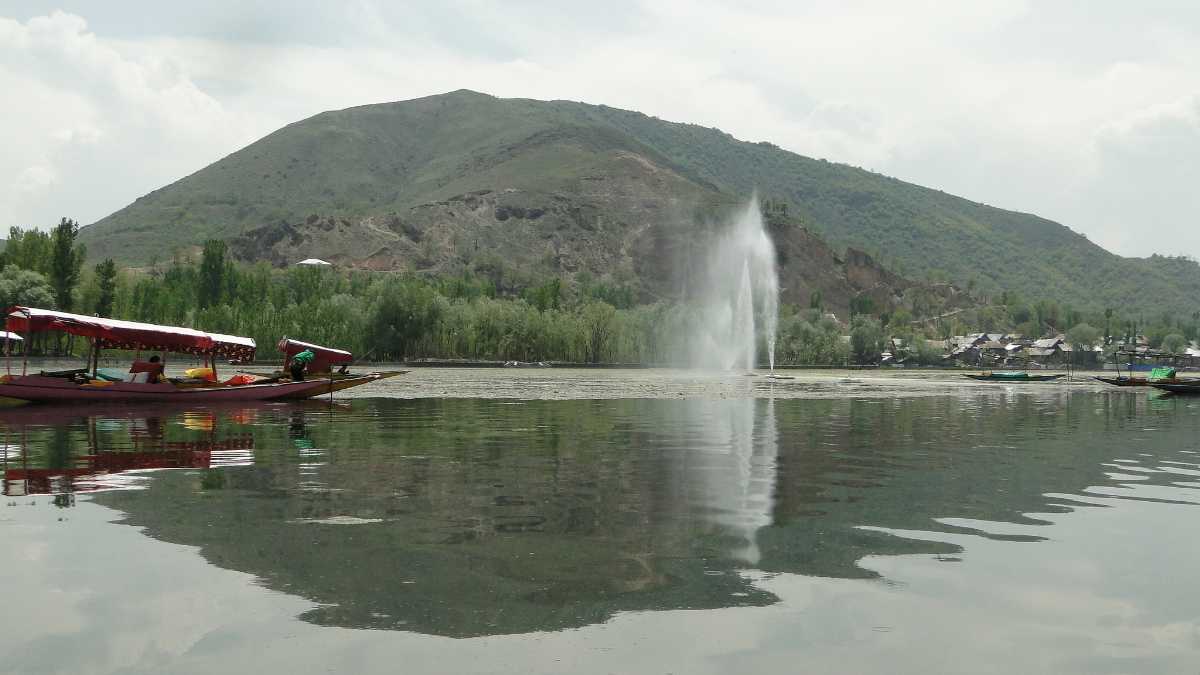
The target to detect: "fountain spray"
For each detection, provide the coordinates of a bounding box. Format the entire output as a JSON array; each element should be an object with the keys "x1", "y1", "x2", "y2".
[{"x1": 690, "y1": 196, "x2": 780, "y2": 372}]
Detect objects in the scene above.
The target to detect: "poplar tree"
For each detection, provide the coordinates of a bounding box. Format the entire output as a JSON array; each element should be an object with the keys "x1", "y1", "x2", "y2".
[
  {"x1": 49, "y1": 218, "x2": 85, "y2": 311},
  {"x1": 198, "y1": 239, "x2": 227, "y2": 308},
  {"x1": 94, "y1": 259, "x2": 118, "y2": 317}
]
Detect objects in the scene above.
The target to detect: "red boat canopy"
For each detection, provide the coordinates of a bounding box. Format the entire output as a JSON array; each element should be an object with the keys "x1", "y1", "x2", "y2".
[
  {"x1": 4, "y1": 306, "x2": 257, "y2": 362},
  {"x1": 277, "y1": 337, "x2": 352, "y2": 372}
]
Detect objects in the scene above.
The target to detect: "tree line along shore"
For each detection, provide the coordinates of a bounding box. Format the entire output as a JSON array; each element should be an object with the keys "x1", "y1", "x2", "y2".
[{"x1": 2, "y1": 219, "x2": 1197, "y2": 366}]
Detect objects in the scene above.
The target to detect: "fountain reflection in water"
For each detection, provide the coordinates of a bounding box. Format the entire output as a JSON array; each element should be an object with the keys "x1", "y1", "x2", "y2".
[
  {"x1": 691, "y1": 197, "x2": 780, "y2": 371},
  {"x1": 678, "y1": 396, "x2": 779, "y2": 565}
]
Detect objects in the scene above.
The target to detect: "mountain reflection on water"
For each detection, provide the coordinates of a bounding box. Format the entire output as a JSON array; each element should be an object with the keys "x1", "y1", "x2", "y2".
[{"x1": 3, "y1": 391, "x2": 1198, "y2": 639}]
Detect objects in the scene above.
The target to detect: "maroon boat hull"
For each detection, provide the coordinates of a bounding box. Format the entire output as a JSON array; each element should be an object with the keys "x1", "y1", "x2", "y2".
[{"x1": 0, "y1": 372, "x2": 402, "y2": 404}]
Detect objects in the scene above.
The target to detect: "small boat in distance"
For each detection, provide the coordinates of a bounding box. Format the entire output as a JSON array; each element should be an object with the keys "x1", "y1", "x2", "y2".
[
  {"x1": 963, "y1": 371, "x2": 1065, "y2": 383},
  {"x1": 0, "y1": 306, "x2": 404, "y2": 405},
  {"x1": 1149, "y1": 380, "x2": 1200, "y2": 394},
  {"x1": 1096, "y1": 366, "x2": 1181, "y2": 388},
  {"x1": 1094, "y1": 376, "x2": 1150, "y2": 387}
]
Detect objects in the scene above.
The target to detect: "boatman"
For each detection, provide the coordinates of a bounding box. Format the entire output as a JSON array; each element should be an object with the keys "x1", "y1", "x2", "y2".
[
  {"x1": 129, "y1": 354, "x2": 165, "y2": 384},
  {"x1": 289, "y1": 348, "x2": 315, "y2": 381}
]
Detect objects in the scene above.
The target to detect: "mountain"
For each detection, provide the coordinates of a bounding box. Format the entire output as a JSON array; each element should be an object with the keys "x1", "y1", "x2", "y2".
[{"x1": 79, "y1": 89, "x2": 1200, "y2": 314}]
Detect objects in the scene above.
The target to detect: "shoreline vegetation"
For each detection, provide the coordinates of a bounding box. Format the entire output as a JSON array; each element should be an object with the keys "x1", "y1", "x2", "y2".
[
  {"x1": 2, "y1": 221, "x2": 1198, "y2": 367},
  {"x1": 8, "y1": 355, "x2": 1110, "y2": 372}
]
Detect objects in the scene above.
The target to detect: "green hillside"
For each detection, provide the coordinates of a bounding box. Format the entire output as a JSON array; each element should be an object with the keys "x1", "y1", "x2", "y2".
[{"x1": 80, "y1": 89, "x2": 1200, "y2": 313}]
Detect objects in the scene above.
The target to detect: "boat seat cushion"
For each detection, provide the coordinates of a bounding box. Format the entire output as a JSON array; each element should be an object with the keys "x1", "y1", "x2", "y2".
[{"x1": 95, "y1": 368, "x2": 128, "y2": 382}]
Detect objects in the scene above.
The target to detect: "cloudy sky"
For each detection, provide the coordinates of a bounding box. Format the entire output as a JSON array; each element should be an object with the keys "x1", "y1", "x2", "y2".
[{"x1": 2, "y1": 1, "x2": 1198, "y2": 258}]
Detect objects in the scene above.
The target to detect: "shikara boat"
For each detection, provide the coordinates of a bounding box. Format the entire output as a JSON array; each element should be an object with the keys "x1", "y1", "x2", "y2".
[
  {"x1": 1149, "y1": 380, "x2": 1200, "y2": 394},
  {"x1": 1094, "y1": 375, "x2": 1189, "y2": 387},
  {"x1": 0, "y1": 306, "x2": 405, "y2": 405},
  {"x1": 1094, "y1": 376, "x2": 1151, "y2": 387},
  {"x1": 963, "y1": 371, "x2": 1065, "y2": 383},
  {"x1": 1096, "y1": 366, "x2": 1181, "y2": 388}
]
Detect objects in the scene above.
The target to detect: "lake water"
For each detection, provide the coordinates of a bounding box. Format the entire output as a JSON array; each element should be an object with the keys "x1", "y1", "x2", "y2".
[{"x1": 2, "y1": 370, "x2": 1200, "y2": 674}]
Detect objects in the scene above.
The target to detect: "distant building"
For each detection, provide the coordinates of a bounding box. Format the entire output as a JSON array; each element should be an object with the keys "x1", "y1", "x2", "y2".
[
  {"x1": 881, "y1": 337, "x2": 906, "y2": 364},
  {"x1": 1031, "y1": 336, "x2": 1064, "y2": 350},
  {"x1": 295, "y1": 258, "x2": 332, "y2": 266},
  {"x1": 936, "y1": 330, "x2": 1113, "y2": 367},
  {"x1": 943, "y1": 333, "x2": 998, "y2": 364},
  {"x1": 979, "y1": 340, "x2": 1006, "y2": 353}
]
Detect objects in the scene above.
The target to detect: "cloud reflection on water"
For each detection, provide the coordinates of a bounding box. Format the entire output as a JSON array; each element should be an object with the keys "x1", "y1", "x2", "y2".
[{"x1": 2, "y1": 388, "x2": 1200, "y2": 654}]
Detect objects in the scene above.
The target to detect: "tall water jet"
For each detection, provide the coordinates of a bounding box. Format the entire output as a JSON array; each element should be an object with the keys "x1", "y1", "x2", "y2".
[
  {"x1": 732, "y1": 261, "x2": 756, "y2": 371},
  {"x1": 690, "y1": 197, "x2": 780, "y2": 371}
]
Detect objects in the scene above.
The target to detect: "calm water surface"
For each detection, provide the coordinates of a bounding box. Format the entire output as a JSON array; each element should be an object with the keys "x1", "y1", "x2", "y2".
[{"x1": 2, "y1": 375, "x2": 1200, "y2": 674}]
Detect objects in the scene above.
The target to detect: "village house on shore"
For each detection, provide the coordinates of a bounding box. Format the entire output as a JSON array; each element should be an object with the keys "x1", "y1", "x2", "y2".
[{"x1": 884, "y1": 332, "x2": 1200, "y2": 369}]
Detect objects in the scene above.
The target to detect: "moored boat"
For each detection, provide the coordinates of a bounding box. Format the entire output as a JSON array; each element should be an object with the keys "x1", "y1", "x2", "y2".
[
  {"x1": 963, "y1": 371, "x2": 1065, "y2": 382},
  {"x1": 1096, "y1": 367, "x2": 1181, "y2": 388},
  {"x1": 0, "y1": 306, "x2": 404, "y2": 405},
  {"x1": 1094, "y1": 376, "x2": 1150, "y2": 387},
  {"x1": 1149, "y1": 380, "x2": 1200, "y2": 394}
]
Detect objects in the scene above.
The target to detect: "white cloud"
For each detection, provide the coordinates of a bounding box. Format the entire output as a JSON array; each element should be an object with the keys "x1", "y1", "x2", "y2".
[
  {"x1": 1, "y1": 3, "x2": 1199, "y2": 258},
  {"x1": 1072, "y1": 96, "x2": 1200, "y2": 256},
  {"x1": 0, "y1": 10, "x2": 267, "y2": 230},
  {"x1": 14, "y1": 164, "x2": 56, "y2": 193}
]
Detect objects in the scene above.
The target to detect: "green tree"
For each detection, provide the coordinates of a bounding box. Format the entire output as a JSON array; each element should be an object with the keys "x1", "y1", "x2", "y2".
[
  {"x1": 2, "y1": 227, "x2": 53, "y2": 274},
  {"x1": 94, "y1": 259, "x2": 118, "y2": 317},
  {"x1": 850, "y1": 315, "x2": 884, "y2": 364},
  {"x1": 366, "y1": 279, "x2": 442, "y2": 360},
  {"x1": 911, "y1": 337, "x2": 945, "y2": 365},
  {"x1": 523, "y1": 278, "x2": 562, "y2": 311},
  {"x1": 1066, "y1": 322, "x2": 1099, "y2": 349},
  {"x1": 1145, "y1": 323, "x2": 1171, "y2": 349},
  {"x1": 581, "y1": 301, "x2": 616, "y2": 364},
  {"x1": 49, "y1": 218, "x2": 85, "y2": 311},
  {"x1": 888, "y1": 307, "x2": 913, "y2": 329},
  {"x1": 777, "y1": 311, "x2": 836, "y2": 365},
  {"x1": 849, "y1": 294, "x2": 875, "y2": 318},
  {"x1": 0, "y1": 267, "x2": 55, "y2": 308},
  {"x1": 1161, "y1": 333, "x2": 1188, "y2": 355},
  {"x1": 1034, "y1": 298, "x2": 1061, "y2": 332},
  {"x1": 198, "y1": 239, "x2": 228, "y2": 309},
  {"x1": 1010, "y1": 303, "x2": 1034, "y2": 327}
]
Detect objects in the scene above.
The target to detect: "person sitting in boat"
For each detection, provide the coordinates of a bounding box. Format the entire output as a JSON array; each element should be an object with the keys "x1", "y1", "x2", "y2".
[
  {"x1": 289, "y1": 349, "x2": 315, "y2": 381},
  {"x1": 129, "y1": 355, "x2": 165, "y2": 384}
]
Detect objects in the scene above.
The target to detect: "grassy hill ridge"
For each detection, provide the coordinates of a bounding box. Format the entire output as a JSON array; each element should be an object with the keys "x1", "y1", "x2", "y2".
[{"x1": 79, "y1": 89, "x2": 1200, "y2": 314}]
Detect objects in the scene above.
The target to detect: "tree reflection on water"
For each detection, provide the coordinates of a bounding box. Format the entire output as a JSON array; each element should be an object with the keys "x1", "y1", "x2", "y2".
[{"x1": 3, "y1": 391, "x2": 1197, "y2": 638}]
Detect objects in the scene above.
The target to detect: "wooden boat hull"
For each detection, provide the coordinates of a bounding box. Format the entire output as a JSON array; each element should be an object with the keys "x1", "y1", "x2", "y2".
[
  {"x1": 964, "y1": 373, "x2": 1065, "y2": 382},
  {"x1": 1149, "y1": 381, "x2": 1200, "y2": 394},
  {"x1": 1094, "y1": 376, "x2": 1150, "y2": 387},
  {"x1": 0, "y1": 371, "x2": 406, "y2": 405},
  {"x1": 1095, "y1": 376, "x2": 1187, "y2": 387}
]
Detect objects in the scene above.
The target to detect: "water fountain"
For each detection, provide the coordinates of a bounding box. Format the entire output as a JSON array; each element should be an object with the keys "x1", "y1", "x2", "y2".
[
  {"x1": 690, "y1": 197, "x2": 780, "y2": 372},
  {"x1": 669, "y1": 197, "x2": 783, "y2": 561}
]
